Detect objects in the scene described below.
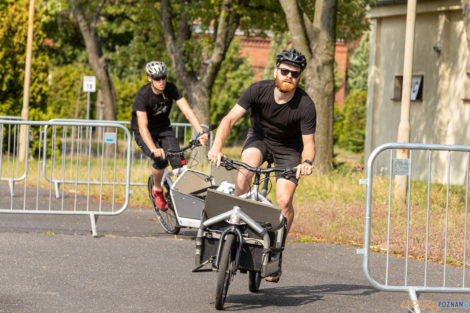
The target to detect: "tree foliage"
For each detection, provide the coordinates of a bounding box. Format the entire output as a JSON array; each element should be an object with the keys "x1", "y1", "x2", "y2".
[
  {"x1": 42, "y1": 63, "x2": 95, "y2": 120},
  {"x1": 347, "y1": 32, "x2": 369, "y2": 93},
  {"x1": 0, "y1": 0, "x2": 49, "y2": 117},
  {"x1": 297, "y1": 0, "x2": 373, "y2": 42},
  {"x1": 338, "y1": 91, "x2": 367, "y2": 152}
]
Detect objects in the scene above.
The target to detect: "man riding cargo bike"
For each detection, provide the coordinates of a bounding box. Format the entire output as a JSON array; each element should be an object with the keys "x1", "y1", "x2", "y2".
[
  {"x1": 207, "y1": 48, "x2": 317, "y2": 284},
  {"x1": 131, "y1": 61, "x2": 208, "y2": 212}
]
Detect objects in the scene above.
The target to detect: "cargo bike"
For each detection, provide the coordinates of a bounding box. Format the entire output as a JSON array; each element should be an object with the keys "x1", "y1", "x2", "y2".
[
  {"x1": 148, "y1": 134, "x2": 295, "y2": 310},
  {"x1": 193, "y1": 157, "x2": 296, "y2": 310}
]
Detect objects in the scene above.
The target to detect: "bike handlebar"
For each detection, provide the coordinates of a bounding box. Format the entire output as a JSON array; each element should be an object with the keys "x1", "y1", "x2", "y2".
[
  {"x1": 219, "y1": 157, "x2": 297, "y2": 176},
  {"x1": 165, "y1": 124, "x2": 217, "y2": 156},
  {"x1": 166, "y1": 139, "x2": 201, "y2": 155}
]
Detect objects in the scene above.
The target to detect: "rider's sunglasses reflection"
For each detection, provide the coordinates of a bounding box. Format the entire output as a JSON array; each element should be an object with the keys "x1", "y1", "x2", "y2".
[{"x1": 278, "y1": 68, "x2": 301, "y2": 78}]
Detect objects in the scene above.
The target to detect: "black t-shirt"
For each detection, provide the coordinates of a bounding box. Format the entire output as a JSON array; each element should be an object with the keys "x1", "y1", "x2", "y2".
[
  {"x1": 238, "y1": 80, "x2": 316, "y2": 148},
  {"x1": 131, "y1": 82, "x2": 183, "y2": 131}
]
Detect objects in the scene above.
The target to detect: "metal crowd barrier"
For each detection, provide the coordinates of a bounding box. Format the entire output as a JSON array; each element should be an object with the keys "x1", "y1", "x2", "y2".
[
  {"x1": 360, "y1": 143, "x2": 470, "y2": 312},
  {"x1": 0, "y1": 116, "x2": 27, "y2": 196},
  {"x1": 48, "y1": 119, "x2": 212, "y2": 194},
  {"x1": 0, "y1": 117, "x2": 213, "y2": 236},
  {"x1": 0, "y1": 119, "x2": 132, "y2": 236}
]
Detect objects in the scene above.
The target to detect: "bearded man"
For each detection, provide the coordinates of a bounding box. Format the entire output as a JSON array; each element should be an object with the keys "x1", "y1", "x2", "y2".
[{"x1": 208, "y1": 49, "x2": 316, "y2": 240}]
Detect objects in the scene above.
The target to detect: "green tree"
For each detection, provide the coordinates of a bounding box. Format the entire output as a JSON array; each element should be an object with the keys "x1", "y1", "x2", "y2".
[
  {"x1": 41, "y1": 0, "x2": 86, "y2": 65},
  {"x1": 39, "y1": 63, "x2": 95, "y2": 120},
  {"x1": 347, "y1": 32, "x2": 369, "y2": 93},
  {"x1": 338, "y1": 90, "x2": 367, "y2": 152},
  {"x1": 0, "y1": 0, "x2": 49, "y2": 117},
  {"x1": 333, "y1": 102, "x2": 344, "y2": 145},
  {"x1": 211, "y1": 39, "x2": 254, "y2": 145}
]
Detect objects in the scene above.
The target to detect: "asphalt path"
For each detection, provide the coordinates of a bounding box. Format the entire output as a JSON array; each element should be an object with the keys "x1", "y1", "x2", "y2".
[{"x1": 1, "y1": 200, "x2": 470, "y2": 312}]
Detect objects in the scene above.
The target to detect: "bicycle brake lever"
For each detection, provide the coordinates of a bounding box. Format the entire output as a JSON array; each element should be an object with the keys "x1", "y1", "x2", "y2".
[{"x1": 220, "y1": 159, "x2": 235, "y2": 170}]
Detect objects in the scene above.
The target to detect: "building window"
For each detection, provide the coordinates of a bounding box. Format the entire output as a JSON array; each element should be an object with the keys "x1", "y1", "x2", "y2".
[{"x1": 392, "y1": 75, "x2": 424, "y2": 102}]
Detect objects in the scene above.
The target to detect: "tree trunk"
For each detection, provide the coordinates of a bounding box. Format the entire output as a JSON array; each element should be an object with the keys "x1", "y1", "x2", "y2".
[
  {"x1": 280, "y1": 0, "x2": 337, "y2": 173},
  {"x1": 463, "y1": 0, "x2": 470, "y2": 73},
  {"x1": 188, "y1": 83, "x2": 211, "y2": 126},
  {"x1": 69, "y1": 0, "x2": 116, "y2": 121},
  {"x1": 161, "y1": 0, "x2": 242, "y2": 127}
]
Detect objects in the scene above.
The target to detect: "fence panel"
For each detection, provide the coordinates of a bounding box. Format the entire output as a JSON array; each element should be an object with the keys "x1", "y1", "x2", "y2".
[
  {"x1": 0, "y1": 116, "x2": 28, "y2": 196},
  {"x1": 48, "y1": 119, "x2": 212, "y2": 188},
  {"x1": 0, "y1": 119, "x2": 132, "y2": 236},
  {"x1": 361, "y1": 143, "x2": 470, "y2": 312},
  {"x1": 0, "y1": 118, "x2": 213, "y2": 237}
]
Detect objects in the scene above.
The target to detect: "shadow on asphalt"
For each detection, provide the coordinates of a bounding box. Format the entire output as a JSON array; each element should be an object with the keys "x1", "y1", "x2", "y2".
[{"x1": 222, "y1": 284, "x2": 378, "y2": 310}]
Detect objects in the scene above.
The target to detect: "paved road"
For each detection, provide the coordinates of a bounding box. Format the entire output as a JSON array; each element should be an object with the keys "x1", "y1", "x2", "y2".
[{"x1": 1, "y1": 205, "x2": 469, "y2": 312}]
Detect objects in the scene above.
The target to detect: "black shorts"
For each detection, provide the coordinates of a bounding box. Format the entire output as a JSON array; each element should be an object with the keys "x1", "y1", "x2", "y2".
[
  {"x1": 242, "y1": 134, "x2": 301, "y2": 185},
  {"x1": 133, "y1": 128, "x2": 184, "y2": 170}
]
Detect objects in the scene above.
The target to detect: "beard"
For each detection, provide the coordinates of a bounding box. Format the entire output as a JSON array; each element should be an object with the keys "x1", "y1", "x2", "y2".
[{"x1": 275, "y1": 75, "x2": 297, "y2": 93}]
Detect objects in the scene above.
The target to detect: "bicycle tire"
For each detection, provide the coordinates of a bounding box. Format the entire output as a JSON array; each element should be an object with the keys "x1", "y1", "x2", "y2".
[
  {"x1": 248, "y1": 270, "x2": 261, "y2": 292},
  {"x1": 215, "y1": 233, "x2": 235, "y2": 310},
  {"x1": 147, "y1": 176, "x2": 180, "y2": 234}
]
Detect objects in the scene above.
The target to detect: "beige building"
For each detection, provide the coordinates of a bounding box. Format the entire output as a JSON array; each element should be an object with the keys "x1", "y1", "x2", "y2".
[{"x1": 366, "y1": 0, "x2": 470, "y2": 182}]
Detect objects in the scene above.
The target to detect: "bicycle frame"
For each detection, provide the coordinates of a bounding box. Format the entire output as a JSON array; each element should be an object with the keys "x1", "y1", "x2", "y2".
[
  {"x1": 194, "y1": 189, "x2": 286, "y2": 277},
  {"x1": 215, "y1": 161, "x2": 274, "y2": 205}
]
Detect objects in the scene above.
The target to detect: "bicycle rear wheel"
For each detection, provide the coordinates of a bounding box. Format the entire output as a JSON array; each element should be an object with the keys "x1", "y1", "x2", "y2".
[
  {"x1": 148, "y1": 176, "x2": 180, "y2": 234},
  {"x1": 248, "y1": 270, "x2": 261, "y2": 292},
  {"x1": 215, "y1": 233, "x2": 236, "y2": 310}
]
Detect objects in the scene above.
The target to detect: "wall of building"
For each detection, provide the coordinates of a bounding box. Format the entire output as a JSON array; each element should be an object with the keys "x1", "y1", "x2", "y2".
[{"x1": 366, "y1": 1, "x2": 470, "y2": 183}]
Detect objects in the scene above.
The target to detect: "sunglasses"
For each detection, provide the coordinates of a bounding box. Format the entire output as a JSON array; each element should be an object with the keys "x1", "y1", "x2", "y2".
[
  {"x1": 278, "y1": 68, "x2": 301, "y2": 78},
  {"x1": 152, "y1": 76, "x2": 167, "y2": 82}
]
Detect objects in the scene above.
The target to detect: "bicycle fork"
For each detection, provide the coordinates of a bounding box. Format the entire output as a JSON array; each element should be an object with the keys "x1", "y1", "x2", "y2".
[{"x1": 251, "y1": 160, "x2": 272, "y2": 201}]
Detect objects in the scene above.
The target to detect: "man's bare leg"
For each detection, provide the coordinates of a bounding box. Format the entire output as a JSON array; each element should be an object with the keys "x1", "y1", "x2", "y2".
[
  {"x1": 152, "y1": 167, "x2": 164, "y2": 190},
  {"x1": 234, "y1": 147, "x2": 263, "y2": 196},
  {"x1": 276, "y1": 178, "x2": 297, "y2": 233}
]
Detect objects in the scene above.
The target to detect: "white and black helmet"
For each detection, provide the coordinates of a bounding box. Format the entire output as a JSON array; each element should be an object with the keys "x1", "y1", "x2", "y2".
[{"x1": 146, "y1": 61, "x2": 168, "y2": 77}]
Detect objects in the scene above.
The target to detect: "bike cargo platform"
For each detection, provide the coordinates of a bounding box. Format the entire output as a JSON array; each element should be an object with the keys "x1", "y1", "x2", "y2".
[{"x1": 170, "y1": 169, "x2": 213, "y2": 220}]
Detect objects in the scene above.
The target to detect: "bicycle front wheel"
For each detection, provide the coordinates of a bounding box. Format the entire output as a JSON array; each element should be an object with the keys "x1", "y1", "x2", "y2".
[
  {"x1": 148, "y1": 176, "x2": 180, "y2": 234},
  {"x1": 215, "y1": 233, "x2": 236, "y2": 310}
]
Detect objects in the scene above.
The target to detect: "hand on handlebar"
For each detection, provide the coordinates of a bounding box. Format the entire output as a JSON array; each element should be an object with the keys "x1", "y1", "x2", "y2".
[
  {"x1": 151, "y1": 148, "x2": 166, "y2": 159},
  {"x1": 207, "y1": 148, "x2": 224, "y2": 167},
  {"x1": 295, "y1": 162, "x2": 312, "y2": 179},
  {"x1": 196, "y1": 133, "x2": 209, "y2": 146}
]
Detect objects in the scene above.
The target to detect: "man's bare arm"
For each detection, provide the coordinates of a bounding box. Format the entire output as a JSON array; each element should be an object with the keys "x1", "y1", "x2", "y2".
[
  {"x1": 136, "y1": 111, "x2": 165, "y2": 158},
  {"x1": 296, "y1": 133, "x2": 315, "y2": 179},
  {"x1": 208, "y1": 104, "x2": 246, "y2": 166}
]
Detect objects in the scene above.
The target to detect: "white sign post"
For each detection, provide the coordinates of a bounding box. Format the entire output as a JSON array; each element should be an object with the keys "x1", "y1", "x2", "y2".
[{"x1": 83, "y1": 76, "x2": 96, "y2": 120}]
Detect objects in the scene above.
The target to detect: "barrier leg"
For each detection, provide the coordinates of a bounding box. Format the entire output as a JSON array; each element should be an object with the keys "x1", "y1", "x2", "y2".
[
  {"x1": 8, "y1": 179, "x2": 14, "y2": 197},
  {"x1": 54, "y1": 182, "x2": 60, "y2": 199},
  {"x1": 408, "y1": 287, "x2": 421, "y2": 313},
  {"x1": 90, "y1": 213, "x2": 99, "y2": 237}
]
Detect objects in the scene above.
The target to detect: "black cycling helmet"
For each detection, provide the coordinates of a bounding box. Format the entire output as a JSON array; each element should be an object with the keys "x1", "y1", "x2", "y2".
[{"x1": 276, "y1": 49, "x2": 307, "y2": 72}]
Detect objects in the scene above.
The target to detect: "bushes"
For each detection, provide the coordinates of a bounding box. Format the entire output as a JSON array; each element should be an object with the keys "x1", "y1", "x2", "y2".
[{"x1": 335, "y1": 91, "x2": 367, "y2": 152}]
